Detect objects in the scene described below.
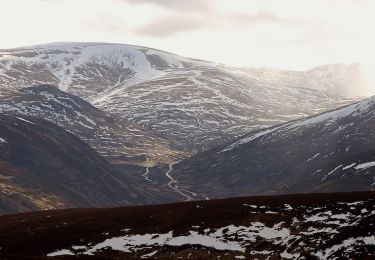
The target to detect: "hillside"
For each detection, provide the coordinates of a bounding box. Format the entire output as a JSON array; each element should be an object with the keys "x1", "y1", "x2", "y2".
[
  {"x1": 0, "y1": 114, "x2": 175, "y2": 215},
  {"x1": 0, "y1": 85, "x2": 186, "y2": 167},
  {"x1": 0, "y1": 191, "x2": 373, "y2": 259},
  {"x1": 172, "y1": 96, "x2": 375, "y2": 199}
]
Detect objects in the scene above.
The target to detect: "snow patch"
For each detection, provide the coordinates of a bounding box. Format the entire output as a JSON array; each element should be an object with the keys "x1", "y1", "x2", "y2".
[
  {"x1": 220, "y1": 126, "x2": 283, "y2": 152},
  {"x1": 306, "y1": 153, "x2": 320, "y2": 162},
  {"x1": 47, "y1": 249, "x2": 74, "y2": 256},
  {"x1": 314, "y1": 236, "x2": 375, "y2": 259},
  {"x1": 355, "y1": 161, "x2": 375, "y2": 170},
  {"x1": 343, "y1": 163, "x2": 356, "y2": 170},
  {"x1": 16, "y1": 117, "x2": 34, "y2": 124}
]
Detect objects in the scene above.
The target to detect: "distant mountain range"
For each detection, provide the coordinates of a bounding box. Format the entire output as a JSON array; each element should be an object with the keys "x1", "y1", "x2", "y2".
[
  {"x1": 242, "y1": 63, "x2": 370, "y2": 97},
  {"x1": 0, "y1": 42, "x2": 362, "y2": 152}
]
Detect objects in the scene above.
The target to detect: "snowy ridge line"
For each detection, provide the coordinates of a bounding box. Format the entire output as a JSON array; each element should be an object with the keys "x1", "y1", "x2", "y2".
[
  {"x1": 0, "y1": 42, "x2": 204, "y2": 97},
  {"x1": 220, "y1": 95, "x2": 374, "y2": 152}
]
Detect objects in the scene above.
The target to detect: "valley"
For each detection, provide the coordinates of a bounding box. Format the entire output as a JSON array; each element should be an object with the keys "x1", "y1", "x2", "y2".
[
  {"x1": 2, "y1": 0, "x2": 375, "y2": 258},
  {"x1": 0, "y1": 42, "x2": 374, "y2": 259}
]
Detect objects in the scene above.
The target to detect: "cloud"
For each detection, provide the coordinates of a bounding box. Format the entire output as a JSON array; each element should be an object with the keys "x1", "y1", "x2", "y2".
[
  {"x1": 121, "y1": 0, "x2": 211, "y2": 12},
  {"x1": 135, "y1": 15, "x2": 204, "y2": 37},
  {"x1": 230, "y1": 11, "x2": 303, "y2": 26},
  {"x1": 84, "y1": 12, "x2": 130, "y2": 34},
  {"x1": 134, "y1": 11, "x2": 303, "y2": 37}
]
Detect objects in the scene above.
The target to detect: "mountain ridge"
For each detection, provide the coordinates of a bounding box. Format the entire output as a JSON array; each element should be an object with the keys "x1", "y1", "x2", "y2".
[
  {"x1": 0, "y1": 84, "x2": 187, "y2": 167},
  {"x1": 172, "y1": 94, "x2": 375, "y2": 199}
]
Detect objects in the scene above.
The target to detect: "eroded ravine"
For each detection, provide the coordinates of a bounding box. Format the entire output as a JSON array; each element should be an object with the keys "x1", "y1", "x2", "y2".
[{"x1": 164, "y1": 162, "x2": 197, "y2": 201}]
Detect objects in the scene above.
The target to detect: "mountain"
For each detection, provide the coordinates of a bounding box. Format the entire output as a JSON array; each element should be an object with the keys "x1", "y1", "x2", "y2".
[
  {"x1": 0, "y1": 42, "x2": 361, "y2": 151},
  {"x1": 0, "y1": 191, "x2": 373, "y2": 259},
  {"x1": 0, "y1": 114, "x2": 176, "y2": 215},
  {"x1": 0, "y1": 85, "x2": 186, "y2": 167},
  {"x1": 242, "y1": 63, "x2": 370, "y2": 97},
  {"x1": 171, "y1": 96, "x2": 375, "y2": 199},
  {"x1": 95, "y1": 64, "x2": 361, "y2": 150},
  {"x1": 0, "y1": 42, "x2": 199, "y2": 99}
]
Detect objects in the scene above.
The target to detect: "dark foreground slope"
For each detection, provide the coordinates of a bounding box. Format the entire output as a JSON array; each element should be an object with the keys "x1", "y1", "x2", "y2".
[
  {"x1": 0, "y1": 191, "x2": 374, "y2": 259},
  {"x1": 0, "y1": 114, "x2": 173, "y2": 215},
  {"x1": 172, "y1": 95, "x2": 375, "y2": 199}
]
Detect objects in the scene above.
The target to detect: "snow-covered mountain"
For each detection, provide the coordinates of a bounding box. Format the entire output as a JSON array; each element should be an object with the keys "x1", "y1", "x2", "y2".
[
  {"x1": 172, "y1": 95, "x2": 375, "y2": 199},
  {"x1": 0, "y1": 85, "x2": 186, "y2": 167},
  {"x1": 0, "y1": 42, "x2": 198, "y2": 98},
  {"x1": 95, "y1": 65, "x2": 361, "y2": 150},
  {"x1": 0, "y1": 42, "x2": 362, "y2": 150},
  {"x1": 242, "y1": 63, "x2": 370, "y2": 97}
]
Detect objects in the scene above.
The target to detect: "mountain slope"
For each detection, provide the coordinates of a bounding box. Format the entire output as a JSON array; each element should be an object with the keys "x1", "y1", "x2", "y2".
[
  {"x1": 0, "y1": 192, "x2": 373, "y2": 259},
  {"x1": 172, "y1": 96, "x2": 375, "y2": 199},
  {"x1": 243, "y1": 63, "x2": 370, "y2": 97},
  {"x1": 0, "y1": 42, "x2": 361, "y2": 150},
  {"x1": 95, "y1": 65, "x2": 360, "y2": 149},
  {"x1": 0, "y1": 85, "x2": 186, "y2": 166},
  {"x1": 0, "y1": 114, "x2": 175, "y2": 215},
  {"x1": 0, "y1": 42, "x2": 198, "y2": 98}
]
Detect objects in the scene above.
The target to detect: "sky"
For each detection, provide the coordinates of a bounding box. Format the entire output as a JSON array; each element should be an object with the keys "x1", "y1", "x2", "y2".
[{"x1": 0, "y1": 0, "x2": 375, "y2": 71}]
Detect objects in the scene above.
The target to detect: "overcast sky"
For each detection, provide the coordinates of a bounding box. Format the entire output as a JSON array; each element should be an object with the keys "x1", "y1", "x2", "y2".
[{"x1": 1, "y1": 0, "x2": 374, "y2": 70}]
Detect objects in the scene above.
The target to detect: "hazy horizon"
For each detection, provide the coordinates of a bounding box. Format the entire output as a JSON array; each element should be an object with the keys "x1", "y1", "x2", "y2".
[{"x1": 0, "y1": 40, "x2": 363, "y2": 69}]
